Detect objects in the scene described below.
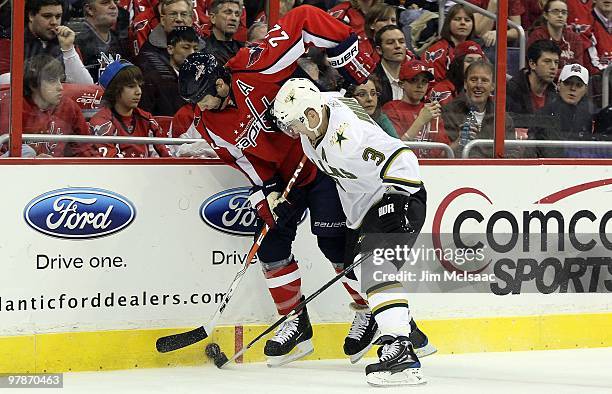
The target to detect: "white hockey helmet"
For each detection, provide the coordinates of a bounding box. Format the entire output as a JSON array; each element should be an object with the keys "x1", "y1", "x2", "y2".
[{"x1": 273, "y1": 78, "x2": 325, "y2": 139}]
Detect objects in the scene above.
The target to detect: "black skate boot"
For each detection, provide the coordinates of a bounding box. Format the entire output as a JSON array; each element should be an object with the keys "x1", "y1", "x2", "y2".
[
  {"x1": 343, "y1": 303, "x2": 380, "y2": 363},
  {"x1": 365, "y1": 335, "x2": 426, "y2": 387},
  {"x1": 264, "y1": 305, "x2": 314, "y2": 367},
  {"x1": 409, "y1": 318, "x2": 437, "y2": 358}
]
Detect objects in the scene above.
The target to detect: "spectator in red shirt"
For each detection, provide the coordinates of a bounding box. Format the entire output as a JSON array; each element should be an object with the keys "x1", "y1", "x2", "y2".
[
  {"x1": 16, "y1": 55, "x2": 94, "y2": 157},
  {"x1": 382, "y1": 60, "x2": 451, "y2": 157},
  {"x1": 506, "y1": 40, "x2": 561, "y2": 121},
  {"x1": 328, "y1": 0, "x2": 382, "y2": 46},
  {"x1": 429, "y1": 40, "x2": 486, "y2": 105},
  {"x1": 522, "y1": 0, "x2": 547, "y2": 31},
  {"x1": 89, "y1": 60, "x2": 171, "y2": 157},
  {"x1": 423, "y1": 4, "x2": 476, "y2": 82},
  {"x1": 469, "y1": 0, "x2": 525, "y2": 47},
  {"x1": 567, "y1": 0, "x2": 593, "y2": 32},
  {"x1": 583, "y1": 0, "x2": 612, "y2": 74},
  {"x1": 528, "y1": 0, "x2": 585, "y2": 69}
]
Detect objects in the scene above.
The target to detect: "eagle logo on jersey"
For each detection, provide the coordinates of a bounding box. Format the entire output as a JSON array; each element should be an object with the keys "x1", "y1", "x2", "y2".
[
  {"x1": 132, "y1": 19, "x2": 148, "y2": 32},
  {"x1": 90, "y1": 120, "x2": 114, "y2": 136},
  {"x1": 424, "y1": 48, "x2": 444, "y2": 63},
  {"x1": 429, "y1": 90, "x2": 452, "y2": 103},
  {"x1": 246, "y1": 43, "x2": 265, "y2": 68}
]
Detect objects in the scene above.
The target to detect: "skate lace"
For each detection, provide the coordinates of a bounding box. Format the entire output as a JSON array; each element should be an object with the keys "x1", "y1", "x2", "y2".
[
  {"x1": 379, "y1": 341, "x2": 402, "y2": 362},
  {"x1": 271, "y1": 317, "x2": 299, "y2": 344},
  {"x1": 347, "y1": 312, "x2": 370, "y2": 340}
]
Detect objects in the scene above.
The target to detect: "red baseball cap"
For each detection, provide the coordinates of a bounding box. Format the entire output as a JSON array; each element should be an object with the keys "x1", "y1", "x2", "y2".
[
  {"x1": 399, "y1": 60, "x2": 434, "y2": 81},
  {"x1": 454, "y1": 40, "x2": 485, "y2": 59}
]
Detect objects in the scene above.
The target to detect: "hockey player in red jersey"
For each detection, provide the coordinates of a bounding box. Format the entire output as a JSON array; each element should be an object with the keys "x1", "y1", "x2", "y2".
[
  {"x1": 177, "y1": 4, "x2": 434, "y2": 367},
  {"x1": 89, "y1": 60, "x2": 171, "y2": 158}
]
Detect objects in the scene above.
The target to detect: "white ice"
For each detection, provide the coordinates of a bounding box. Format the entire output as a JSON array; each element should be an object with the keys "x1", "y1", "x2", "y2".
[{"x1": 16, "y1": 347, "x2": 612, "y2": 394}]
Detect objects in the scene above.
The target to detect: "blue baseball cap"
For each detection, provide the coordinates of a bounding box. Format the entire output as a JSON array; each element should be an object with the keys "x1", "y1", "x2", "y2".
[{"x1": 99, "y1": 61, "x2": 133, "y2": 89}]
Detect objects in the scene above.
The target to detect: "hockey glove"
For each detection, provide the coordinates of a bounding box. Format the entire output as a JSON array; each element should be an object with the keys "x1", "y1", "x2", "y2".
[
  {"x1": 326, "y1": 34, "x2": 376, "y2": 85},
  {"x1": 376, "y1": 193, "x2": 414, "y2": 233},
  {"x1": 248, "y1": 176, "x2": 302, "y2": 229}
]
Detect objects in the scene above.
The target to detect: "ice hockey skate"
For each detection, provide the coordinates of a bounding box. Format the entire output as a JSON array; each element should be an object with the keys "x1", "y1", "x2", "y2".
[
  {"x1": 264, "y1": 306, "x2": 314, "y2": 367},
  {"x1": 343, "y1": 303, "x2": 380, "y2": 363},
  {"x1": 365, "y1": 335, "x2": 426, "y2": 387},
  {"x1": 410, "y1": 319, "x2": 437, "y2": 358}
]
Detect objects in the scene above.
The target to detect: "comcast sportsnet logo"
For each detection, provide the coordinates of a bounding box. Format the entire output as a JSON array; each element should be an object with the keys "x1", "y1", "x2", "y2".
[{"x1": 430, "y1": 179, "x2": 612, "y2": 294}]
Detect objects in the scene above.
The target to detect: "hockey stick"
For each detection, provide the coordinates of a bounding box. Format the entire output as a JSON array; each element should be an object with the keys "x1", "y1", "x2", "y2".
[
  {"x1": 156, "y1": 155, "x2": 309, "y2": 353},
  {"x1": 219, "y1": 249, "x2": 374, "y2": 368}
]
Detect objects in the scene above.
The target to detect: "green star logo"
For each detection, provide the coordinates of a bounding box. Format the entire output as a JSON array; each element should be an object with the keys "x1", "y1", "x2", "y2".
[{"x1": 335, "y1": 129, "x2": 348, "y2": 149}]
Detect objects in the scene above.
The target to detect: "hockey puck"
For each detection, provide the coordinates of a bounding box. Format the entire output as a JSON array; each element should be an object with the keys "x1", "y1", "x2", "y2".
[{"x1": 205, "y1": 343, "x2": 229, "y2": 368}]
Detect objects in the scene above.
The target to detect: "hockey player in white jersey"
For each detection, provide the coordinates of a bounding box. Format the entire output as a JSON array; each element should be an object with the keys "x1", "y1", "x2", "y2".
[{"x1": 273, "y1": 78, "x2": 429, "y2": 386}]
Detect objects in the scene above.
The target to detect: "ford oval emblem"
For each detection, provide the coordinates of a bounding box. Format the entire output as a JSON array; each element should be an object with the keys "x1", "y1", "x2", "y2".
[
  {"x1": 24, "y1": 188, "x2": 136, "y2": 239},
  {"x1": 201, "y1": 187, "x2": 307, "y2": 236}
]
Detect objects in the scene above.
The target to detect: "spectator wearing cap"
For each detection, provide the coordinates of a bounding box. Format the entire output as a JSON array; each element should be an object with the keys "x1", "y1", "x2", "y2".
[
  {"x1": 89, "y1": 61, "x2": 171, "y2": 157},
  {"x1": 136, "y1": 0, "x2": 198, "y2": 75},
  {"x1": 76, "y1": 0, "x2": 129, "y2": 83},
  {"x1": 382, "y1": 60, "x2": 451, "y2": 157},
  {"x1": 506, "y1": 39, "x2": 561, "y2": 128},
  {"x1": 442, "y1": 60, "x2": 517, "y2": 158},
  {"x1": 204, "y1": 0, "x2": 244, "y2": 64},
  {"x1": 527, "y1": 0, "x2": 585, "y2": 70},
  {"x1": 530, "y1": 63, "x2": 594, "y2": 157},
  {"x1": 429, "y1": 40, "x2": 486, "y2": 105},
  {"x1": 25, "y1": 0, "x2": 93, "y2": 84},
  {"x1": 2, "y1": 55, "x2": 95, "y2": 157},
  {"x1": 140, "y1": 26, "x2": 199, "y2": 116},
  {"x1": 373, "y1": 25, "x2": 417, "y2": 106},
  {"x1": 423, "y1": 4, "x2": 476, "y2": 82}
]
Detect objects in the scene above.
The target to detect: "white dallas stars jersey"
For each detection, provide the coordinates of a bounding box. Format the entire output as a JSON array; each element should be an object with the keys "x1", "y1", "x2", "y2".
[{"x1": 300, "y1": 94, "x2": 422, "y2": 229}]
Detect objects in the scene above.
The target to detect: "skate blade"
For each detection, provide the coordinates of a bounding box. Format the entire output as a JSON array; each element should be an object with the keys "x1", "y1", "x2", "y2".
[
  {"x1": 349, "y1": 329, "x2": 381, "y2": 364},
  {"x1": 266, "y1": 339, "x2": 314, "y2": 368},
  {"x1": 366, "y1": 368, "x2": 426, "y2": 387},
  {"x1": 414, "y1": 342, "x2": 437, "y2": 358}
]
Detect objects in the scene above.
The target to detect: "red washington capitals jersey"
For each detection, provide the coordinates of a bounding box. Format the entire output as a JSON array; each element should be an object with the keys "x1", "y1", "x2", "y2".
[{"x1": 194, "y1": 5, "x2": 355, "y2": 187}]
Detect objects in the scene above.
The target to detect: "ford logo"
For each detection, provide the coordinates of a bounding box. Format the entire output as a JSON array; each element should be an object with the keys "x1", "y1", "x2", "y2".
[
  {"x1": 24, "y1": 188, "x2": 136, "y2": 239},
  {"x1": 201, "y1": 187, "x2": 307, "y2": 236}
]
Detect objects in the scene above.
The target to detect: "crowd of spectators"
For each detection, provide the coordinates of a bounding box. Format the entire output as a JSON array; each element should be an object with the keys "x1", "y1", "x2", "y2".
[{"x1": 0, "y1": 0, "x2": 611, "y2": 159}]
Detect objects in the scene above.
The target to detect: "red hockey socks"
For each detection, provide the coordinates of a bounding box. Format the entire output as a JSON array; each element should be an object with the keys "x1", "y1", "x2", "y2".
[{"x1": 264, "y1": 259, "x2": 302, "y2": 315}]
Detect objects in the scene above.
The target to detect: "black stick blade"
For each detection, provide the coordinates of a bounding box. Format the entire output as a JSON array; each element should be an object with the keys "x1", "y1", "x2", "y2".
[{"x1": 156, "y1": 326, "x2": 209, "y2": 353}]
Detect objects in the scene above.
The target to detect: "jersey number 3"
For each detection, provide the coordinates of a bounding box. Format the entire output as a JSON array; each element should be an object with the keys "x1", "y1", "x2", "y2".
[{"x1": 363, "y1": 147, "x2": 385, "y2": 166}]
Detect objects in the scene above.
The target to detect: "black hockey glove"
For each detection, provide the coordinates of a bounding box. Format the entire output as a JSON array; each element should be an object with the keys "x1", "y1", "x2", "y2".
[{"x1": 376, "y1": 193, "x2": 414, "y2": 233}]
